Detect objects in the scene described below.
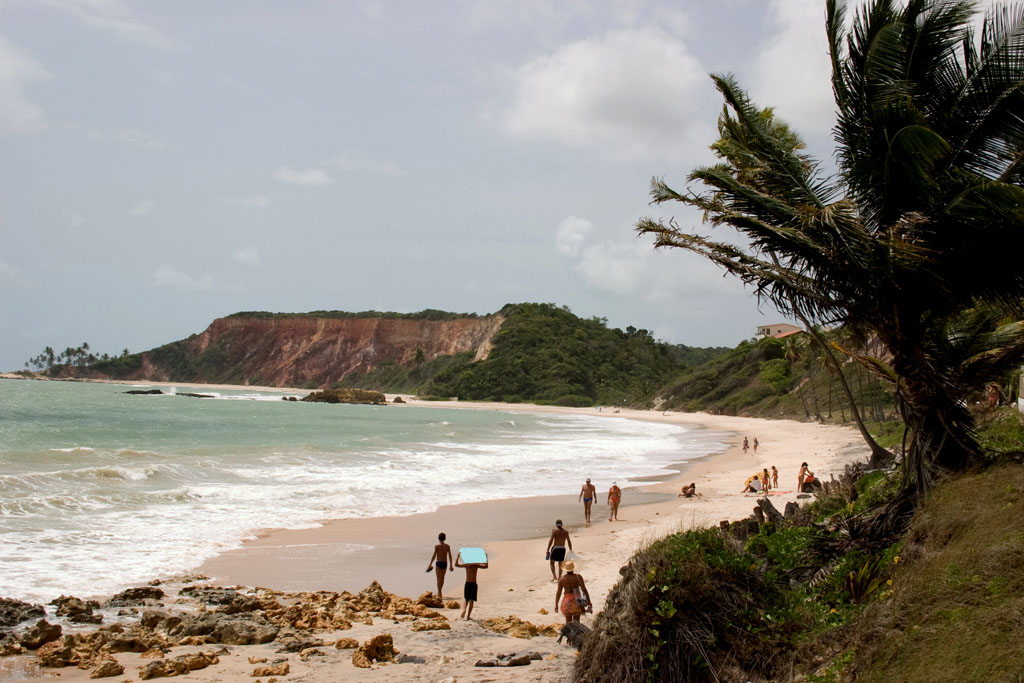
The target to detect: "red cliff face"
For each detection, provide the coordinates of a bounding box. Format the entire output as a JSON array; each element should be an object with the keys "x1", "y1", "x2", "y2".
[{"x1": 140, "y1": 314, "x2": 504, "y2": 388}]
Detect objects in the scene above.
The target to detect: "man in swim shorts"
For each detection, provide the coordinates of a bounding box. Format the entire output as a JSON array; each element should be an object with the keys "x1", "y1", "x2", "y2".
[
  {"x1": 546, "y1": 519, "x2": 573, "y2": 581},
  {"x1": 579, "y1": 478, "x2": 597, "y2": 527},
  {"x1": 455, "y1": 553, "x2": 488, "y2": 620},
  {"x1": 426, "y1": 532, "x2": 453, "y2": 600}
]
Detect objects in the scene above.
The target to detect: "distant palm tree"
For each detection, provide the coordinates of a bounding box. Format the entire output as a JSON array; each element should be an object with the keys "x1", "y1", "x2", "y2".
[{"x1": 638, "y1": 0, "x2": 1024, "y2": 494}]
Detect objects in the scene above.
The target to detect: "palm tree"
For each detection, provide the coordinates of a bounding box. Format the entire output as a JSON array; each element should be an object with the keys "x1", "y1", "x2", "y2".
[{"x1": 638, "y1": 0, "x2": 1024, "y2": 495}]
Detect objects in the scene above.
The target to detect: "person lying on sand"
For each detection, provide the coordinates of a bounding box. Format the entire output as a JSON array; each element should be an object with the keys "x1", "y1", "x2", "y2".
[
  {"x1": 546, "y1": 520, "x2": 573, "y2": 581},
  {"x1": 679, "y1": 482, "x2": 697, "y2": 498},
  {"x1": 426, "y1": 532, "x2": 453, "y2": 600},
  {"x1": 554, "y1": 560, "x2": 592, "y2": 625},
  {"x1": 455, "y1": 555, "x2": 488, "y2": 620}
]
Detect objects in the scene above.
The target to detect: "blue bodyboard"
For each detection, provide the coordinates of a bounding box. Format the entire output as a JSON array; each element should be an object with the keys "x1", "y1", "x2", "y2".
[{"x1": 459, "y1": 547, "x2": 487, "y2": 565}]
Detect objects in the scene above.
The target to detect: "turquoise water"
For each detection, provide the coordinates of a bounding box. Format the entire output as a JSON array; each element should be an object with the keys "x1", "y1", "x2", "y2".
[{"x1": 0, "y1": 379, "x2": 729, "y2": 602}]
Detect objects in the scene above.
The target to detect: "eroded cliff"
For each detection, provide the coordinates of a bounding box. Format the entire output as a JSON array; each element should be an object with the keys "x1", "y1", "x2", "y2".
[{"x1": 93, "y1": 313, "x2": 504, "y2": 388}]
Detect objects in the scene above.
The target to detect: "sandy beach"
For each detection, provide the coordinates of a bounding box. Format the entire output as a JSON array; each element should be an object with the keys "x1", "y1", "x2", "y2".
[{"x1": 5, "y1": 388, "x2": 869, "y2": 682}]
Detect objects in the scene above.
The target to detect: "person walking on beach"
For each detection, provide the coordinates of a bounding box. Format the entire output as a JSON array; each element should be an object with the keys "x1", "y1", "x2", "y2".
[
  {"x1": 555, "y1": 560, "x2": 592, "y2": 624},
  {"x1": 579, "y1": 478, "x2": 597, "y2": 527},
  {"x1": 607, "y1": 482, "x2": 621, "y2": 521},
  {"x1": 455, "y1": 554, "x2": 488, "y2": 620},
  {"x1": 742, "y1": 437, "x2": 749, "y2": 454},
  {"x1": 546, "y1": 520, "x2": 573, "y2": 581},
  {"x1": 426, "y1": 532, "x2": 453, "y2": 600},
  {"x1": 753, "y1": 437, "x2": 759, "y2": 453},
  {"x1": 761, "y1": 468, "x2": 771, "y2": 491}
]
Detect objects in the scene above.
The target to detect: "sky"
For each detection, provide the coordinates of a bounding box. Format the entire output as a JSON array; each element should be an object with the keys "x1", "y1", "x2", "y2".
[{"x1": 0, "y1": 0, "x2": 853, "y2": 370}]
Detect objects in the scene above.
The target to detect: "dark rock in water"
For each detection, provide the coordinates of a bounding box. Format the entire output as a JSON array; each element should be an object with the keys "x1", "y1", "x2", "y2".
[
  {"x1": 393, "y1": 396, "x2": 406, "y2": 403},
  {"x1": 179, "y1": 392, "x2": 214, "y2": 399},
  {"x1": 125, "y1": 389, "x2": 163, "y2": 395},
  {"x1": 19, "y1": 619, "x2": 62, "y2": 649},
  {"x1": 105, "y1": 587, "x2": 165, "y2": 607},
  {"x1": 52, "y1": 595, "x2": 103, "y2": 624},
  {"x1": 0, "y1": 632, "x2": 25, "y2": 656},
  {"x1": 0, "y1": 597, "x2": 45, "y2": 629},
  {"x1": 301, "y1": 388, "x2": 387, "y2": 405}
]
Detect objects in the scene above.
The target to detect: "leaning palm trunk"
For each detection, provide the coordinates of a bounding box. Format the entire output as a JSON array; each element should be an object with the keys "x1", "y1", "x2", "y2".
[{"x1": 638, "y1": 0, "x2": 1024, "y2": 496}]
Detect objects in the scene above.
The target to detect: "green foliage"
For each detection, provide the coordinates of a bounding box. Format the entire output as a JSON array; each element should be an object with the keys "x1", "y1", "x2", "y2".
[
  {"x1": 424, "y1": 303, "x2": 689, "y2": 406},
  {"x1": 759, "y1": 358, "x2": 792, "y2": 394}
]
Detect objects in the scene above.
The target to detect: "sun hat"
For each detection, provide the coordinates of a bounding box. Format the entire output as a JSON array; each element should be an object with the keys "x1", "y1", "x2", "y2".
[{"x1": 562, "y1": 560, "x2": 576, "y2": 572}]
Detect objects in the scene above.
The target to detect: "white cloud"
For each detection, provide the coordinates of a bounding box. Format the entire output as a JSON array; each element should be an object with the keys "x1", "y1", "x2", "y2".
[
  {"x1": 501, "y1": 27, "x2": 714, "y2": 160},
  {"x1": 115, "y1": 127, "x2": 165, "y2": 148},
  {"x1": 152, "y1": 265, "x2": 213, "y2": 290},
  {"x1": 0, "y1": 260, "x2": 35, "y2": 287},
  {"x1": 273, "y1": 166, "x2": 333, "y2": 186},
  {"x1": 39, "y1": 0, "x2": 180, "y2": 50},
  {"x1": 555, "y1": 215, "x2": 594, "y2": 257},
  {"x1": 224, "y1": 195, "x2": 271, "y2": 209},
  {"x1": 233, "y1": 247, "x2": 261, "y2": 267},
  {"x1": 331, "y1": 154, "x2": 405, "y2": 177},
  {"x1": 129, "y1": 200, "x2": 154, "y2": 215},
  {"x1": 0, "y1": 35, "x2": 51, "y2": 133},
  {"x1": 69, "y1": 213, "x2": 84, "y2": 227},
  {"x1": 749, "y1": 0, "x2": 836, "y2": 138}
]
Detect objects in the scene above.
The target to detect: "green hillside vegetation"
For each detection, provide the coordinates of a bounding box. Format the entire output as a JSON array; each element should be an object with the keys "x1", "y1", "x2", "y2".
[
  {"x1": 574, "y1": 406, "x2": 1024, "y2": 682},
  {"x1": 657, "y1": 332, "x2": 898, "y2": 423},
  {"x1": 417, "y1": 303, "x2": 715, "y2": 406}
]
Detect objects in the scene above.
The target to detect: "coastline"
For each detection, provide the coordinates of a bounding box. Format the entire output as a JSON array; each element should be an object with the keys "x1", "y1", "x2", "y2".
[{"x1": 2, "y1": 379, "x2": 869, "y2": 681}]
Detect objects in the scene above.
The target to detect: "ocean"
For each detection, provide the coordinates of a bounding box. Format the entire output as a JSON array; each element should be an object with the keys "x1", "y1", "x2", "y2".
[{"x1": 0, "y1": 379, "x2": 729, "y2": 603}]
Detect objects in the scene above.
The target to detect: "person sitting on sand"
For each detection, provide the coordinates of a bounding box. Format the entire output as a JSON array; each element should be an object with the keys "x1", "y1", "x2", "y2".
[
  {"x1": 771, "y1": 466, "x2": 779, "y2": 489},
  {"x1": 679, "y1": 482, "x2": 697, "y2": 498},
  {"x1": 455, "y1": 554, "x2": 488, "y2": 620},
  {"x1": 761, "y1": 468, "x2": 771, "y2": 491},
  {"x1": 607, "y1": 482, "x2": 621, "y2": 521},
  {"x1": 546, "y1": 520, "x2": 573, "y2": 581},
  {"x1": 426, "y1": 532, "x2": 453, "y2": 600},
  {"x1": 554, "y1": 560, "x2": 592, "y2": 625},
  {"x1": 579, "y1": 478, "x2": 597, "y2": 527},
  {"x1": 742, "y1": 475, "x2": 763, "y2": 493}
]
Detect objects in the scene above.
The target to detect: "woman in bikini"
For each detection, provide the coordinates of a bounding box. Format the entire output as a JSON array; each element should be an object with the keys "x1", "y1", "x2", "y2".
[
  {"x1": 554, "y1": 560, "x2": 592, "y2": 625},
  {"x1": 426, "y1": 532, "x2": 453, "y2": 600},
  {"x1": 607, "y1": 482, "x2": 621, "y2": 521},
  {"x1": 798, "y1": 462, "x2": 813, "y2": 493}
]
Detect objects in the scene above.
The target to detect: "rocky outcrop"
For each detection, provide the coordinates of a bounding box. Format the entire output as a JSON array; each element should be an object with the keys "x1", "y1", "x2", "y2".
[
  {"x1": 82, "y1": 312, "x2": 505, "y2": 388},
  {"x1": 301, "y1": 388, "x2": 386, "y2": 405},
  {"x1": 0, "y1": 598, "x2": 45, "y2": 629}
]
